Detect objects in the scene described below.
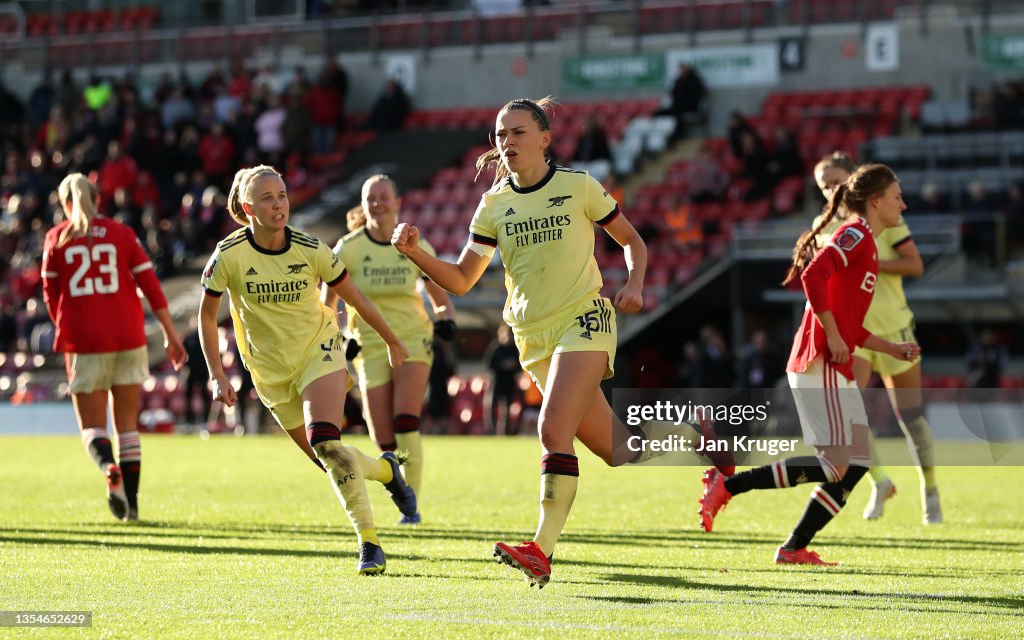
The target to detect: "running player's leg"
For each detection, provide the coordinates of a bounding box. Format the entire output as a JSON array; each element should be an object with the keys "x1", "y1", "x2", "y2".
[
  {"x1": 301, "y1": 371, "x2": 414, "y2": 516},
  {"x1": 778, "y1": 422, "x2": 870, "y2": 563},
  {"x1": 854, "y1": 354, "x2": 896, "y2": 519},
  {"x1": 885, "y1": 363, "x2": 941, "y2": 523},
  {"x1": 495, "y1": 351, "x2": 605, "y2": 587},
  {"x1": 391, "y1": 361, "x2": 429, "y2": 502},
  {"x1": 110, "y1": 384, "x2": 142, "y2": 520},
  {"x1": 300, "y1": 370, "x2": 388, "y2": 571},
  {"x1": 532, "y1": 351, "x2": 606, "y2": 557},
  {"x1": 72, "y1": 389, "x2": 127, "y2": 520},
  {"x1": 700, "y1": 360, "x2": 852, "y2": 533},
  {"x1": 362, "y1": 381, "x2": 397, "y2": 452}
]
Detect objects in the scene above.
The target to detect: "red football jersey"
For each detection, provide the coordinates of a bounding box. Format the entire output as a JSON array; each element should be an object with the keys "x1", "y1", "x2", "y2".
[
  {"x1": 42, "y1": 216, "x2": 168, "y2": 354},
  {"x1": 787, "y1": 217, "x2": 879, "y2": 380}
]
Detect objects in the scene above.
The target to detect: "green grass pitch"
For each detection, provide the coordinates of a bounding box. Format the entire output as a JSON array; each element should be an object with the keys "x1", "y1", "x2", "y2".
[{"x1": 1, "y1": 435, "x2": 1021, "y2": 638}]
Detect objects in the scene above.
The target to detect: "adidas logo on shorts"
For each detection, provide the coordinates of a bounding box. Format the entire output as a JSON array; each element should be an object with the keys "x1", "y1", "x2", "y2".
[
  {"x1": 578, "y1": 331, "x2": 592, "y2": 340},
  {"x1": 322, "y1": 354, "x2": 332, "y2": 362},
  {"x1": 245, "y1": 267, "x2": 258, "y2": 276}
]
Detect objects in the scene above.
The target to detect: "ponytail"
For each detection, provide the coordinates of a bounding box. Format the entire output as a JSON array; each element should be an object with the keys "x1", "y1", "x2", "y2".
[
  {"x1": 56, "y1": 173, "x2": 98, "y2": 248},
  {"x1": 783, "y1": 162, "x2": 899, "y2": 285},
  {"x1": 227, "y1": 164, "x2": 283, "y2": 226},
  {"x1": 783, "y1": 183, "x2": 847, "y2": 285}
]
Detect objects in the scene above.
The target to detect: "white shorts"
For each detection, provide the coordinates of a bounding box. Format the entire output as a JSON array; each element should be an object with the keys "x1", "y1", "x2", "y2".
[
  {"x1": 65, "y1": 346, "x2": 150, "y2": 394},
  {"x1": 787, "y1": 357, "x2": 867, "y2": 447}
]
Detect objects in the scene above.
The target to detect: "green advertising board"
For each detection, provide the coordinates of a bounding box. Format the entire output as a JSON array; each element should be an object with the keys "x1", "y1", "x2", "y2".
[
  {"x1": 563, "y1": 53, "x2": 666, "y2": 92},
  {"x1": 981, "y1": 34, "x2": 1024, "y2": 70}
]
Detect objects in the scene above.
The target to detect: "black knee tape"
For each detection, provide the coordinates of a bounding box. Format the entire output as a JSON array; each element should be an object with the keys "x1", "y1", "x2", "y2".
[
  {"x1": 307, "y1": 421, "x2": 341, "y2": 448},
  {"x1": 899, "y1": 406, "x2": 925, "y2": 423}
]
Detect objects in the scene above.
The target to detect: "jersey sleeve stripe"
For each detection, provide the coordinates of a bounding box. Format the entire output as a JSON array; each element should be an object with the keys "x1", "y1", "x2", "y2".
[
  {"x1": 203, "y1": 286, "x2": 224, "y2": 297},
  {"x1": 218, "y1": 237, "x2": 247, "y2": 252},
  {"x1": 325, "y1": 269, "x2": 348, "y2": 287},
  {"x1": 596, "y1": 206, "x2": 621, "y2": 226},
  {"x1": 469, "y1": 232, "x2": 497, "y2": 247},
  {"x1": 293, "y1": 238, "x2": 320, "y2": 249},
  {"x1": 131, "y1": 261, "x2": 154, "y2": 274},
  {"x1": 825, "y1": 242, "x2": 848, "y2": 267},
  {"x1": 892, "y1": 235, "x2": 913, "y2": 249}
]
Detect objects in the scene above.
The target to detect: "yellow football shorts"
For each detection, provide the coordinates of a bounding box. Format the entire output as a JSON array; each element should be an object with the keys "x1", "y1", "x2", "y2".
[
  {"x1": 853, "y1": 321, "x2": 918, "y2": 378},
  {"x1": 253, "y1": 327, "x2": 352, "y2": 430},
  {"x1": 514, "y1": 296, "x2": 617, "y2": 392},
  {"x1": 354, "y1": 331, "x2": 433, "y2": 391}
]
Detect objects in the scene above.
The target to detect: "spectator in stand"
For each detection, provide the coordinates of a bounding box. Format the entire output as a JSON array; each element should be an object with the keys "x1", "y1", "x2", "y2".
[
  {"x1": 682, "y1": 145, "x2": 728, "y2": 203},
  {"x1": 366, "y1": 79, "x2": 410, "y2": 132},
  {"x1": 283, "y1": 91, "x2": 313, "y2": 157},
  {"x1": 177, "y1": 125, "x2": 202, "y2": 175},
  {"x1": 83, "y1": 75, "x2": 114, "y2": 112},
  {"x1": 255, "y1": 94, "x2": 287, "y2": 164},
  {"x1": 37, "y1": 105, "x2": 70, "y2": 154},
  {"x1": 197, "y1": 186, "x2": 227, "y2": 251},
  {"x1": 656, "y1": 63, "x2": 708, "y2": 142},
  {"x1": 484, "y1": 325, "x2": 522, "y2": 435},
  {"x1": 738, "y1": 131, "x2": 774, "y2": 202},
  {"x1": 323, "y1": 57, "x2": 349, "y2": 131},
  {"x1": 212, "y1": 85, "x2": 242, "y2": 125},
  {"x1": 963, "y1": 180, "x2": 998, "y2": 263},
  {"x1": 911, "y1": 182, "x2": 950, "y2": 213},
  {"x1": 727, "y1": 111, "x2": 757, "y2": 159},
  {"x1": 227, "y1": 62, "x2": 252, "y2": 99},
  {"x1": 572, "y1": 115, "x2": 612, "y2": 163},
  {"x1": 198, "y1": 122, "x2": 236, "y2": 188},
  {"x1": 767, "y1": 126, "x2": 802, "y2": 182},
  {"x1": 966, "y1": 329, "x2": 1009, "y2": 388},
  {"x1": 695, "y1": 325, "x2": 735, "y2": 388},
  {"x1": 132, "y1": 171, "x2": 161, "y2": 213},
  {"x1": 56, "y1": 70, "x2": 81, "y2": 116},
  {"x1": 111, "y1": 187, "x2": 140, "y2": 232},
  {"x1": 27, "y1": 71, "x2": 55, "y2": 130},
  {"x1": 160, "y1": 87, "x2": 196, "y2": 131},
  {"x1": 738, "y1": 329, "x2": 785, "y2": 389},
  {"x1": 306, "y1": 69, "x2": 343, "y2": 154},
  {"x1": 97, "y1": 141, "x2": 139, "y2": 210}
]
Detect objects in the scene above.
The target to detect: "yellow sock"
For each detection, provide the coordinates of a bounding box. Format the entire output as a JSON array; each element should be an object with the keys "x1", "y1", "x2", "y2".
[
  {"x1": 313, "y1": 441, "x2": 375, "y2": 533},
  {"x1": 395, "y1": 429, "x2": 423, "y2": 497},
  {"x1": 358, "y1": 528, "x2": 380, "y2": 546},
  {"x1": 345, "y1": 445, "x2": 392, "y2": 483},
  {"x1": 866, "y1": 431, "x2": 890, "y2": 484},
  {"x1": 903, "y1": 415, "x2": 937, "y2": 489},
  {"x1": 533, "y1": 453, "x2": 579, "y2": 557}
]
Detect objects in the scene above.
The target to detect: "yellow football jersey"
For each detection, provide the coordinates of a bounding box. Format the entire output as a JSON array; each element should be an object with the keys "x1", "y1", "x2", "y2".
[
  {"x1": 468, "y1": 166, "x2": 619, "y2": 330},
  {"x1": 813, "y1": 213, "x2": 914, "y2": 335},
  {"x1": 333, "y1": 227, "x2": 436, "y2": 350},
  {"x1": 201, "y1": 226, "x2": 348, "y2": 387}
]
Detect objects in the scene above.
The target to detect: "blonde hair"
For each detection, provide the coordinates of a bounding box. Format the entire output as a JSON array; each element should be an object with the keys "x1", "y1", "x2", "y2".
[
  {"x1": 361, "y1": 174, "x2": 399, "y2": 205},
  {"x1": 476, "y1": 96, "x2": 556, "y2": 186},
  {"x1": 346, "y1": 205, "x2": 366, "y2": 232},
  {"x1": 226, "y1": 165, "x2": 284, "y2": 226},
  {"x1": 57, "y1": 173, "x2": 99, "y2": 248}
]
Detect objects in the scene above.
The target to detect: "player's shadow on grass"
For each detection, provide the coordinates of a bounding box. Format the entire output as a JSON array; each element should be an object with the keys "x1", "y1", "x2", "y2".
[{"x1": 597, "y1": 574, "x2": 1024, "y2": 614}]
